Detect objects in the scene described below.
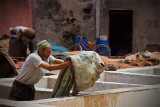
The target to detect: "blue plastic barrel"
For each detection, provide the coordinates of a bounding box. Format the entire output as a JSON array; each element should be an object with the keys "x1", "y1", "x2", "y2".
[
  {"x1": 96, "y1": 40, "x2": 109, "y2": 56},
  {"x1": 75, "y1": 37, "x2": 88, "y2": 50},
  {"x1": 96, "y1": 40, "x2": 109, "y2": 46}
]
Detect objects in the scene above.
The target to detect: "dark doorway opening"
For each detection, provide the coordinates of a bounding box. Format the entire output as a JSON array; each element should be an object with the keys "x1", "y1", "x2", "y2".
[{"x1": 109, "y1": 10, "x2": 132, "y2": 56}]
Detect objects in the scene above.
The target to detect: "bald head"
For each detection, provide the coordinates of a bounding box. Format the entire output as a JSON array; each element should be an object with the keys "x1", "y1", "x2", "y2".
[{"x1": 44, "y1": 45, "x2": 52, "y2": 51}]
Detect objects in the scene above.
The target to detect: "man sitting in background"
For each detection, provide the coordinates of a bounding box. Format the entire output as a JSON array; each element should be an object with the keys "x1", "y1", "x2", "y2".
[{"x1": 8, "y1": 26, "x2": 35, "y2": 58}]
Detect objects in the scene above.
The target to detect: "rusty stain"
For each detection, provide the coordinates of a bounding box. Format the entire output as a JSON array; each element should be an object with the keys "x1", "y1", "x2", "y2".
[{"x1": 84, "y1": 93, "x2": 120, "y2": 107}]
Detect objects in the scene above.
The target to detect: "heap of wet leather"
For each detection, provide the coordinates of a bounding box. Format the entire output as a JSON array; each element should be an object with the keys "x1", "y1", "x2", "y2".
[{"x1": 51, "y1": 51, "x2": 105, "y2": 98}]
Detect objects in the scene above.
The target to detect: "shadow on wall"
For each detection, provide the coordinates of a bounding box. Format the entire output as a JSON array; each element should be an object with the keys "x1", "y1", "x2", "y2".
[
  {"x1": 33, "y1": 0, "x2": 94, "y2": 48},
  {"x1": 62, "y1": 17, "x2": 80, "y2": 48}
]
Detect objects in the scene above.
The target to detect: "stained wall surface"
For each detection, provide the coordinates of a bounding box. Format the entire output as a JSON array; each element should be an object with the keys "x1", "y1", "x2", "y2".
[
  {"x1": 32, "y1": 0, "x2": 95, "y2": 47},
  {"x1": 100, "y1": 0, "x2": 160, "y2": 53},
  {"x1": 1, "y1": 0, "x2": 160, "y2": 52},
  {"x1": 32, "y1": 0, "x2": 160, "y2": 52}
]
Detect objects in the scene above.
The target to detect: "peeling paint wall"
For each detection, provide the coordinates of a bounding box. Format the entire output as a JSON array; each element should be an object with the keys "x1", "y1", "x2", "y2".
[
  {"x1": 32, "y1": 0, "x2": 160, "y2": 51},
  {"x1": 32, "y1": 0, "x2": 96, "y2": 48}
]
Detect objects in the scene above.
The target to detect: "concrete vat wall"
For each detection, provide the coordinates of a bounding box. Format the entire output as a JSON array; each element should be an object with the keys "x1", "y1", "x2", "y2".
[
  {"x1": 0, "y1": 76, "x2": 141, "y2": 100},
  {"x1": 117, "y1": 65, "x2": 160, "y2": 75},
  {"x1": 100, "y1": 71, "x2": 160, "y2": 85},
  {"x1": 34, "y1": 86, "x2": 160, "y2": 107},
  {"x1": 35, "y1": 76, "x2": 141, "y2": 90},
  {"x1": 0, "y1": 72, "x2": 160, "y2": 107},
  {"x1": 0, "y1": 85, "x2": 160, "y2": 107}
]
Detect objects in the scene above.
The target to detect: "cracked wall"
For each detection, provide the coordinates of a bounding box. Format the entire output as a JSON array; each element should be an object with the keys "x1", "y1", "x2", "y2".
[
  {"x1": 32, "y1": 0, "x2": 160, "y2": 52},
  {"x1": 32, "y1": 0, "x2": 95, "y2": 48}
]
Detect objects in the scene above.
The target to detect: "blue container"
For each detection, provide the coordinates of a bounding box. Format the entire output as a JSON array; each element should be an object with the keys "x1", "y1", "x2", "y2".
[
  {"x1": 51, "y1": 45, "x2": 68, "y2": 52},
  {"x1": 75, "y1": 37, "x2": 88, "y2": 50},
  {"x1": 96, "y1": 40, "x2": 109, "y2": 56},
  {"x1": 96, "y1": 40, "x2": 109, "y2": 46}
]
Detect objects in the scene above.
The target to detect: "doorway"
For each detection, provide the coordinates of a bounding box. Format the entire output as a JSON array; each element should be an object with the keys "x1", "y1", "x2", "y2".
[{"x1": 109, "y1": 10, "x2": 133, "y2": 56}]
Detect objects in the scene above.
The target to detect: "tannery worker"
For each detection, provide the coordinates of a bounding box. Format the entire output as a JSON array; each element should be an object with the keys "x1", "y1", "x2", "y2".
[
  {"x1": 8, "y1": 26, "x2": 36, "y2": 58},
  {"x1": 9, "y1": 40, "x2": 72, "y2": 101}
]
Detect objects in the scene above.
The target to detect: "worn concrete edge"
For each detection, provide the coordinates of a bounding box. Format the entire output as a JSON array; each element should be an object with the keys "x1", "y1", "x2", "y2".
[
  {"x1": 95, "y1": 81, "x2": 148, "y2": 87},
  {"x1": 0, "y1": 85, "x2": 159, "y2": 107},
  {"x1": 80, "y1": 84, "x2": 160, "y2": 95},
  {"x1": 28, "y1": 84, "x2": 160, "y2": 104},
  {"x1": 104, "y1": 70, "x2": 160, "y2": 77},
  {"x1": 117, "y1": 65, "x2": 160, "y2": 74},
  {"x1": 0, "y1": 98, "x2": 56, "y2": 107},
  {"x1": 0, "y1": 78, "x2": 146, "y2": 91}
]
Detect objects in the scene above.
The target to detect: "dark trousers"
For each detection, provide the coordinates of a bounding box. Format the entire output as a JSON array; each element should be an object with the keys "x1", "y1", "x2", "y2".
[
  {"x1": 9, "y1": 80, "x2": 35, "y2": 101},
  {"x1": 21, "y1": 39, "x2": 35, "y2": 58}
]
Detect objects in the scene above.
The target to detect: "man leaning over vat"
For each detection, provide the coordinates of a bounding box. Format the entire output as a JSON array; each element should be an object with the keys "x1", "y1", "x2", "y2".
[{"x1": 9, "y1": 40, "x2": 72, "y2": 101}]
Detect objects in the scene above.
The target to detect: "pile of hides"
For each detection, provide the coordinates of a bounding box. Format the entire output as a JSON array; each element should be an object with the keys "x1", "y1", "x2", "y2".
[
  {"x1": 51, "y1": 51, "x2": 105, "y2": 98},
  {"x1": 123, "y1": 51, "x2": 160, "y2": 66},
  {"x1": 65, "y1": 51, "x2": 160, "y2": 70},
  {"x1": 95, "y1": 51, "x2": 160, "y2": 70}
]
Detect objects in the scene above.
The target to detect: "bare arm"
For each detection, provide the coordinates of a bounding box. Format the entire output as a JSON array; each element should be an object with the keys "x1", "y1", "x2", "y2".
[
  {"x1": 39, "y1": 61, "x2": 72, "y2": 71},
  {"x1": 52, "y1": 59, "x2": 64, "y2": 64},
  {"x1": 16, "y1": 29, "x2": 24, "y2": 41}
]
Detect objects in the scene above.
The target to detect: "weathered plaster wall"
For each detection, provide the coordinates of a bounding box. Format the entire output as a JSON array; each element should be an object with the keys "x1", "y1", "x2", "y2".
[
  {"x1": 100, "y1": 0, "x2": 160, "y2": 53},
  {"x1": 0, "y1": 0, "x2": 33, "y2": 35},
  {"x1": 32, "y1": 0, "x2": 160, "y2": 51},
  {"x1": 1, "y1": 0, "x2": 160, "y2": 52},
  {"x1": 32, "y1": 0, "x2": 96, "y2": 47}
]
